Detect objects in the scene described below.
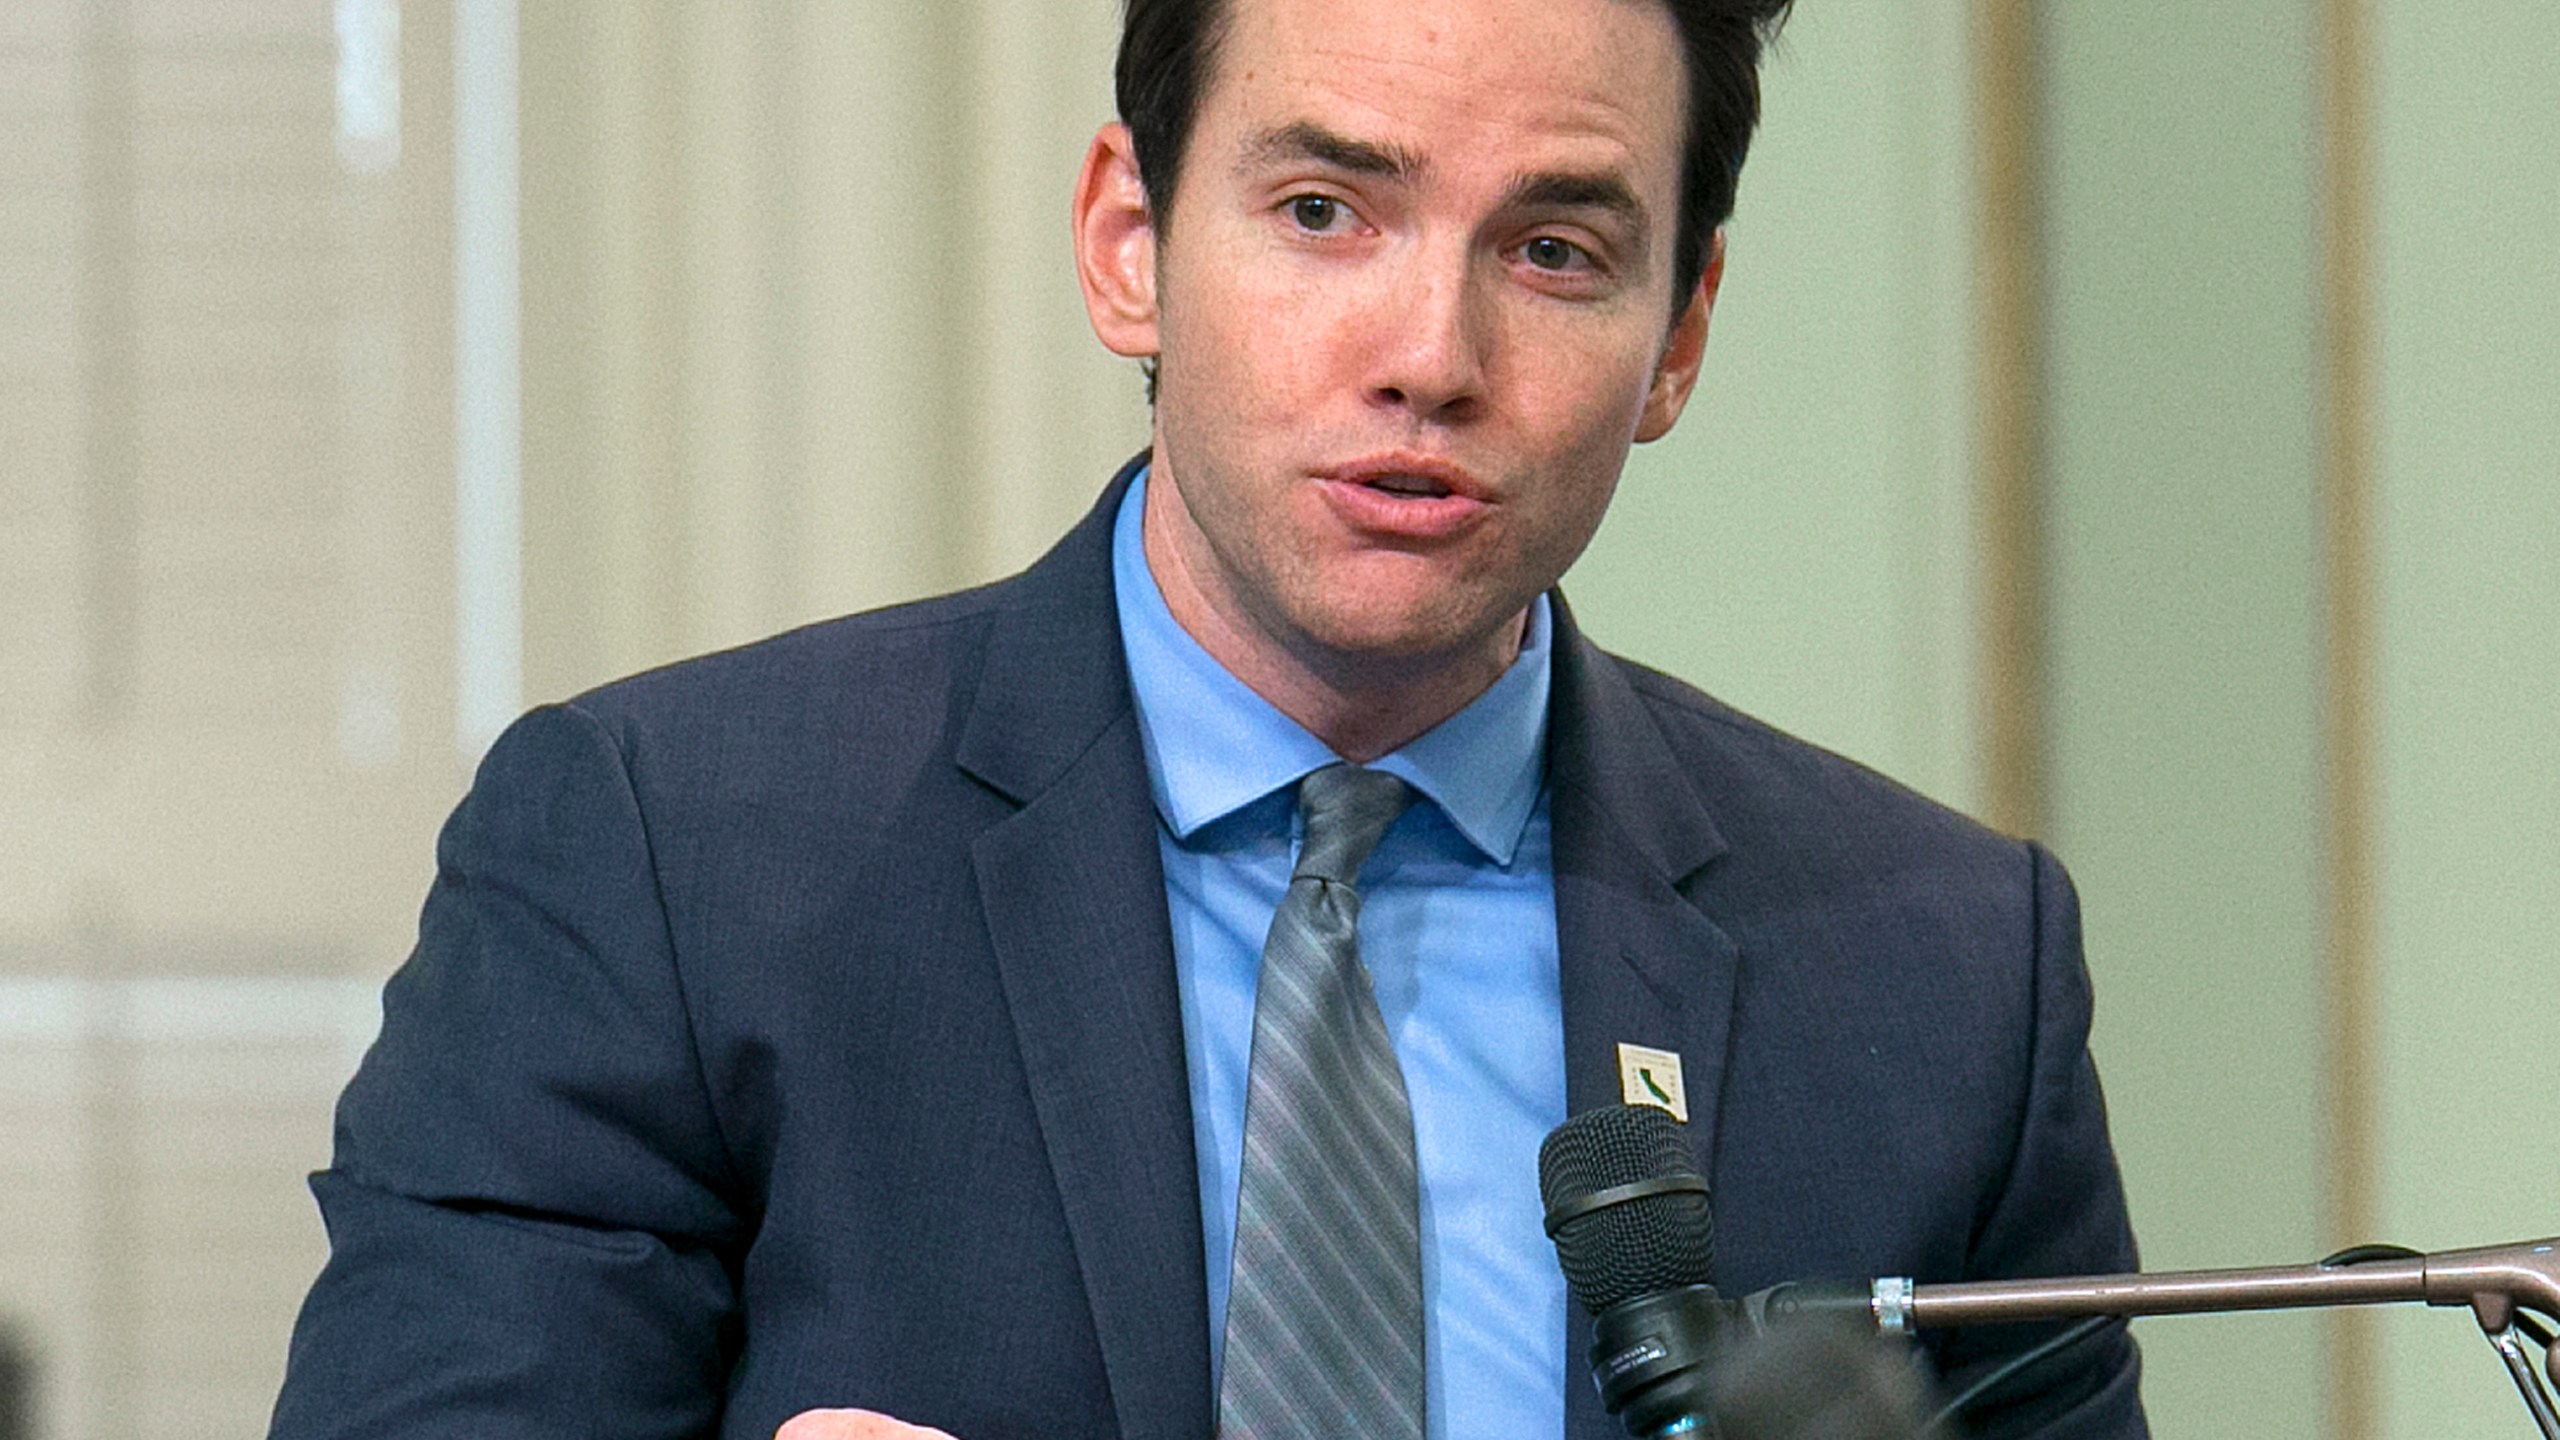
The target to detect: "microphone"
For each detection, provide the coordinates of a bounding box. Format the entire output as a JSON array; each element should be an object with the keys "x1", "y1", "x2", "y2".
[
  {"x1": 1539, "y1": 1105, "x2": 1930, "y2": 1439},
  {"x1": 1538, "y1": 1102, "x2": 1722, "y2": 1435}
]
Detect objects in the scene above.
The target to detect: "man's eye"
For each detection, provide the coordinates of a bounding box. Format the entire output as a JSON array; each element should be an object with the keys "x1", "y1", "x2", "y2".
[
  {"x1": 1287, "y1": 195, "x2": 1344, "y2": 232},
  {"x1": 1522, "y1": 236, "x2": 1590, "y2": 272}
]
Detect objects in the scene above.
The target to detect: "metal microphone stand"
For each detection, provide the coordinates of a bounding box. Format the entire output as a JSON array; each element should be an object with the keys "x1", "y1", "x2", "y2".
[{"x1": 1854, "y1": 1237, "x2": 2560, "y2": 1436}]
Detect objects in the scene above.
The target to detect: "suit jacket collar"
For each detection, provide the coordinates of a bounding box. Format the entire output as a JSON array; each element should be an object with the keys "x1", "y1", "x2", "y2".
[
  {"x1": 957, "y1": 458, "x2": 1743, "y2": 1440},
  {"x1": 953, "y1": 455, "x2": 1152, "y2": 806}
]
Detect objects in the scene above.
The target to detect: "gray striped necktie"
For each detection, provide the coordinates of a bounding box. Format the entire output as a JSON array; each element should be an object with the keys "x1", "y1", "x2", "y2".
[{"x1": 1219, "y1": 763, "x2": 1424, "y2": 1440}]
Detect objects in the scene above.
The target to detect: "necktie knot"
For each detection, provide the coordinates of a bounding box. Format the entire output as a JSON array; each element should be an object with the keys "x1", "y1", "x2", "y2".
[{"x1": 1292, "y1": 764, "x2": 1413, "y2": 886}]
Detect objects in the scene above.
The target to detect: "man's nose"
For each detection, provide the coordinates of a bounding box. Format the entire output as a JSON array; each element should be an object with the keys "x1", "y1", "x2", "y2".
[{"x1": 1364, "y1": 253, "x2": 1490, "y2": 423}]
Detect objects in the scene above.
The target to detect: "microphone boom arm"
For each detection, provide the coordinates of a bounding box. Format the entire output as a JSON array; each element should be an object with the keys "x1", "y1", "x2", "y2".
[
  {"x1": 1878, "y1": 1237, "x2": 2560, "y2": 1328},
  {"x1": 1865, "y1": 1238, "x2": 2560, "y2": 1438}
]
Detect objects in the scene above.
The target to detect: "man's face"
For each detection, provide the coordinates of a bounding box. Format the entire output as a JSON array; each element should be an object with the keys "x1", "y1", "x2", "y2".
[{"x1": 1087, "y1": 0, "x2": 1713, "y2": 696}]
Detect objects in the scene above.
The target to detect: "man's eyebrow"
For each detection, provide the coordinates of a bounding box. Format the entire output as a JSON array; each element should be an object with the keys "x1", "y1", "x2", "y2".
[
  {"x1": 1240, "y1": 121, "x2": 1425, "y2": 182},
  {"x1": 1502, "y1": 171, "x2": 1649, "y2": 229}
]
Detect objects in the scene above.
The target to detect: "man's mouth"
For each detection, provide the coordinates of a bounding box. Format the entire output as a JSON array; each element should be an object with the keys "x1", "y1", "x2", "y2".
[
  {"x1": 1313, "y1": 454, "x2": 1492, "y2": 540},
  {"x1": 1363, "y1": 473, "x2": 1453, "y2": 500},
  {"x1": 1323, "y1": 453, "x2": 1486, "y2": 502}
]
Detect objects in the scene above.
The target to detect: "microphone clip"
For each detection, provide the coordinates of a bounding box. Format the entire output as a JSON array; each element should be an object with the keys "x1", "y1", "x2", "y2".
[{"x1": 1589, "y1": 1284, "x2": 1737, "y2": 1438}]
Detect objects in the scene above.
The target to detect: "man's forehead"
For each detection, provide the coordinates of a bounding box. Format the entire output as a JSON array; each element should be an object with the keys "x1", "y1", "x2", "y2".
[
  {"x1": 1211, "y1": 0, "x2": 1685, "y2": 116},
  {"x1": 1203, "y1": 0, "x2": 1686, "y2": 184}
]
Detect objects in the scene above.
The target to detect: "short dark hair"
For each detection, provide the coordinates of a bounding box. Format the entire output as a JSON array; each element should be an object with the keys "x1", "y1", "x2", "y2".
[{"x1": 1115, "y1": 0, "x2": 1795, "y2": 309}]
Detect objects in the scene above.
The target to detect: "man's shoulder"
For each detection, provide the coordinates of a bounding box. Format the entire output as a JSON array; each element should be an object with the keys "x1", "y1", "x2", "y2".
[
  {"x1": 509, "y1": 576, "x2": 1047, "y2": 821},
  {"x1": 559, "y1": 472, "x2": 1132, "y2": 764},
  {"x1": 1590, "y1": 646, "x2": 2031, "y2": 876},
  {"x1": 575, "y1": 580, "x2": 1011, "y2": 728}
]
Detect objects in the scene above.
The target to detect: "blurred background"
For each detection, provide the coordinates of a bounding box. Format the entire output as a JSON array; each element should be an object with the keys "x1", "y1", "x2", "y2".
[{"x1": 0, "y1": 0, "x2": 2552, "y2": 1436}]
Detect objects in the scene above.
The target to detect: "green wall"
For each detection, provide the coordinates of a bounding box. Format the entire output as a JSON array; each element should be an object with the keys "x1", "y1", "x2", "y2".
[
  {"x1": 2370, "y1": 2, "x2": 2560, "y2": 1432},
  {"x1": 1569, "y1": 0, "x2": 1983, "y2": 808},
  {"x1": 2043, "y1": 2, "x2": 2331, "y2": 1433},
  {"x1": 1571, "y1": 2, "x2": 2560, "y2": 1434}
]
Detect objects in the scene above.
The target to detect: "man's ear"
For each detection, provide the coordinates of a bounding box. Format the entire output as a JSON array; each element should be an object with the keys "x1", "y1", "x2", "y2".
[
  {"x1": 1635, "y1": 228, "x2": 1725, "y2": 443},
  {"x1": 1074, "y1": 123, "x2": 1160, "y2": 359}
]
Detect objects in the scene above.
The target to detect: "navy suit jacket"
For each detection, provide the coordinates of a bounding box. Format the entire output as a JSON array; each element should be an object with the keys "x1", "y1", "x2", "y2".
[{"x1": 272, "y1": 461, "x2": 2144, "y2": 1440}]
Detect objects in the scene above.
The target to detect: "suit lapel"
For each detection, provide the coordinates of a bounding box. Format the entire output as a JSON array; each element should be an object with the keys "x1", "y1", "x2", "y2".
[
  {"x1": 1545, "y1": 600, "x2": 1742, "y2": 1440},
  {"x1": 957, "y1": 461, "x2": 1213, "y2": 1440}
]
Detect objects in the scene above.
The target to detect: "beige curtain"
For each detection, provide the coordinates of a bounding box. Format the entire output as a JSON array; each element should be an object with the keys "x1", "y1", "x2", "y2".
[
  {"x1": 0, "y1": 6, "x2": 1146, "y2": 1437},
  {"x1": 518, "y1": 0, "x2": 1151, "y2": 703},
  {"x1": 2, "y1": 4, "x2": 460, "y2": 1437}
]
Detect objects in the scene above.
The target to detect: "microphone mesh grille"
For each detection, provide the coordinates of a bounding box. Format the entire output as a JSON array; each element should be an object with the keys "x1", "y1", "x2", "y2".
[{"x1": 1537, "y1": 1104, "x2": 1715, "y2": 1313}]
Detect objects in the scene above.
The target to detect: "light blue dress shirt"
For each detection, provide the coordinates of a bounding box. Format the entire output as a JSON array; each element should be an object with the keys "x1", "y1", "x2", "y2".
[{"x1": 1111, "y1": 471, "x2": 1568, "y2": 1440}]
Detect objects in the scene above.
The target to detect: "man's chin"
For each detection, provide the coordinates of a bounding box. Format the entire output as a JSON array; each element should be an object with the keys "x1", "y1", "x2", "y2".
[{"x1": 1285, "y1": 600, "x2": 1530, "y2": 685}]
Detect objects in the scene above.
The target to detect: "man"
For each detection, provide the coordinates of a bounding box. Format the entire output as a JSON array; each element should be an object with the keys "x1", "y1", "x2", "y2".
[{"x1": 271, "y1": 0, "x2": 2146, "y2": 1436}]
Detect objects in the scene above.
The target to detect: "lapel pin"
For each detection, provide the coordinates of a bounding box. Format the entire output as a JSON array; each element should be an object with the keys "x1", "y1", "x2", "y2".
[{"x1": 1616, "y1": 1042, "x2": 1689, "y2": 1122}]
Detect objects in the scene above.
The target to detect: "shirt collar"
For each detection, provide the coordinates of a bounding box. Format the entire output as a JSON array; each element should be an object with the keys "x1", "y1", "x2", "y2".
[{"x1": 1112, "y1": 466, "x2": 1550, "y2": 865}]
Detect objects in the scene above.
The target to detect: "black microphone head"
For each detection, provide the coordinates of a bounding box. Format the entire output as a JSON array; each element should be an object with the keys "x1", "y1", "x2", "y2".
[{"x1": 1538, "y1": 1103, "x2": 1715, "y2": 1314}]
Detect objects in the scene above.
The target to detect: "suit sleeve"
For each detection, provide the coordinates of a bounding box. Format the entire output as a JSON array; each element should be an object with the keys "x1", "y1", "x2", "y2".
[
  {"x1": 1936, "y1": 842, "x2": 2148, "y2": 1440},
  {"x1": 269, "y1": 702, "x2": 746, "y2": 1440}
]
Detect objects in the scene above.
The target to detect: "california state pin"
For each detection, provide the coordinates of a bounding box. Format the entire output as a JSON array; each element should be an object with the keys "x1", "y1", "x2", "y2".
[{"x1": 1616, "y1": 1043, "x2": 1689, "y2": 1122}]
